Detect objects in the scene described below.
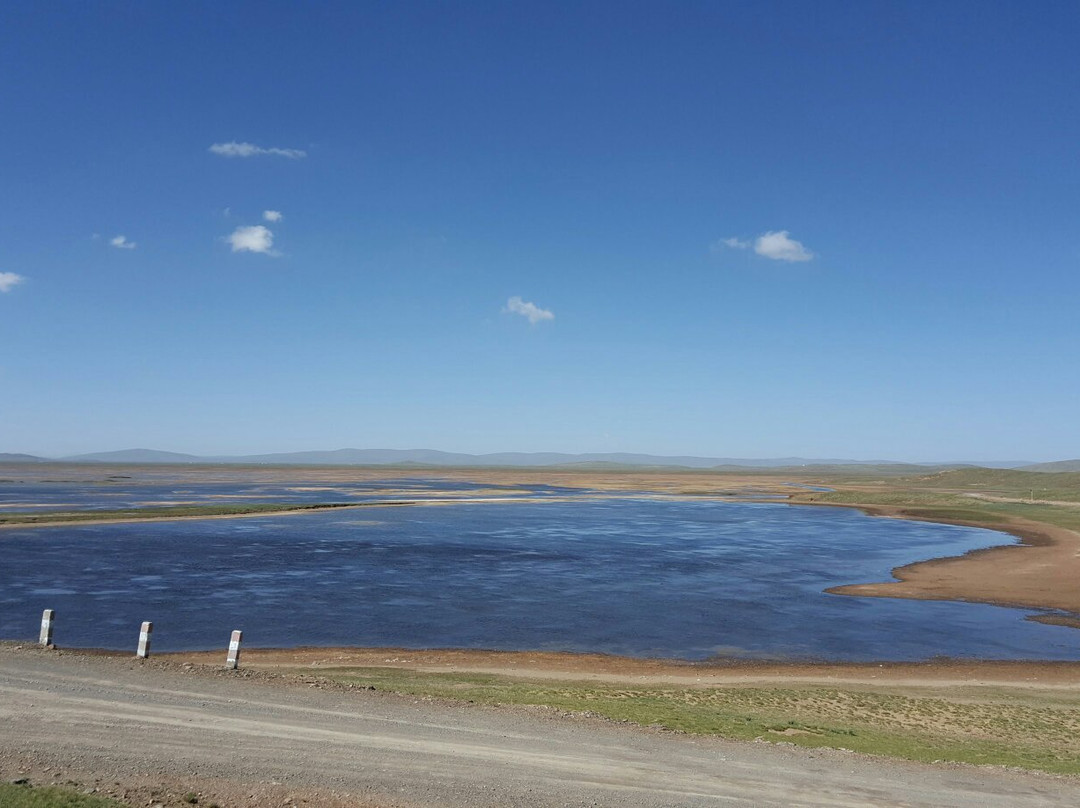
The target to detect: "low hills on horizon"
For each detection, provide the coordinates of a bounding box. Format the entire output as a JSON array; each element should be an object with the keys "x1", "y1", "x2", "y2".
[{"x1": 2, "y1": 447, "x2": 1078, "y2": 473}]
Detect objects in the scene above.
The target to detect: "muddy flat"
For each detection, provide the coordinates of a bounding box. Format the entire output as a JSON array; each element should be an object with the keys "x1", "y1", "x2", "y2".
[
  {"x1": 2, "y1": 646, "x2": 1078, "y2": 808},
  {"x1": 171, "y1": 645, "x2": 1080, "y2": 688}
]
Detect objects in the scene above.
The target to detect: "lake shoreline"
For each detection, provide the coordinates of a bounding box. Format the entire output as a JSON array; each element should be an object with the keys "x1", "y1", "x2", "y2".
[
  {"x1": 19, "y1": 643, "x2": 1080, "y2": 687},
  {"x1": 0, "y1": 495, "x2": 613, "y2": 530},
  {"x1": 812, "y1": 501, "x2": 1080, "y2": 617},
  {"x1": 5, "y1": 487, "x2": 1078, "y2": 623}
]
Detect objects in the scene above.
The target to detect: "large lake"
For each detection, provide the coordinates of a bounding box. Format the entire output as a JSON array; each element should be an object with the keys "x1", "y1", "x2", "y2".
[{"x1": 2, "y1": 495, "x2": 1077, "y2": 660}]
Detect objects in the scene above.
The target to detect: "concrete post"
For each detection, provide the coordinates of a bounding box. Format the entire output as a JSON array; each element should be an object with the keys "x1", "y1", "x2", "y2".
[
  {"x1": 39, "y1": 609, "x2": 55, "y2": 647},
  {"x1": 136, "y1": 621, "x2": 153, "y2": 658},
  {"x1": 225, "y1": 629, "x2": 243, "y2": 670}
]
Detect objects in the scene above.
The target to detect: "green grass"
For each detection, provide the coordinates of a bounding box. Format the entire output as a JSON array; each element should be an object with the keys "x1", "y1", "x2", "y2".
[
  {"x1": 0, "y1": 783, "x2": 129, "y2": 808},
  {"x1": 901, "y1": 468, "x2": 1080, "y2": 500},
  {"x1": 801, "y1": 467, "x2": 1080, "y2": 503},
  {"x1": 310, "y1": 666, "x2": 1080, "y2": 774},
  {"x1": 795, "y1": 487, "x2": 1080, "y2": 534}
]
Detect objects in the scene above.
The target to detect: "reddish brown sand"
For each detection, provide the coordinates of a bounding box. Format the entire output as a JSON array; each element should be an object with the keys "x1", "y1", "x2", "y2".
[
  {"x1": 164, "y1": 646, "x2": 1080, "y2": 689},
  {"x1": 821, "y1": 505, "x2": 1080, "y2": 617}
]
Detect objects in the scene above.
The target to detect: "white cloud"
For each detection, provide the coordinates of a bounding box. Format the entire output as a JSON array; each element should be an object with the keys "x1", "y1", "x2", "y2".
[
  {"x1": 263, "y1": 210, "x2": 283, "y2": 222},
  {"x1": 0, "y1": 272, "x2": 25, "y2": 293},
  {"x1": 753, "y1": 230, "x2": 814, "y2": 262},
  {"x1": 227, "y1": 225, "x2": 277, "y2": 255},
  {"x1": 209, "y1": 141, "x2": 307, "y2": 159},
  {"x1": 504, "y1": 296, "x2": 554, "y2": 324},
  {"x1": 110, "y1": 235, "x2": 136, "y2": 250}
]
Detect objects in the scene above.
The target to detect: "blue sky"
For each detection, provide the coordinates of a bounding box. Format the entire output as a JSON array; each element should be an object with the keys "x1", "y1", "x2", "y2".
[{"x1": 1, "y1": 1, "x2": 1077, "y2": 461}]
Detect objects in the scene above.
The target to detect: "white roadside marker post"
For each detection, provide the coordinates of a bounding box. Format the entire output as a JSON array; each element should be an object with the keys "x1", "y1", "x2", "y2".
[
  {"x1": 136, "y1": 621, "x2": 153, "y2": 659},
  {"x1": 39, "y1": 609, "x2": 55, "y2": 647},
  {"x1": 225, "y1": 629, "x2": 243, "y2": 670}
]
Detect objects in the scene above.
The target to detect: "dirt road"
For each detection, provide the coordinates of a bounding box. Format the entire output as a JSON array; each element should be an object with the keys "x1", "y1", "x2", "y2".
[{"x1": 0, "y1": 648, "x2": 1077, "y2": 808}]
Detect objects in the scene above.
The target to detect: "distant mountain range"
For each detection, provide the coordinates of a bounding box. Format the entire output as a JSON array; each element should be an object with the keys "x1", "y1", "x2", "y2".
[
  {"x1": 0, "y1": 453, "x2": 49, "y2": 463},
  {"x1": 58, "y1": 448, "x2": 204, "y2": 464},
  {"x1": 0, "y1": 447, "x2": 1070, "y2": 471}
]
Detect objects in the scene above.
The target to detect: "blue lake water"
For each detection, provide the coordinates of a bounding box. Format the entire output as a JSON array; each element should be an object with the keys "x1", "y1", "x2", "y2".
[{"x1": 1, "y1": 498, "x2": 1076, "y2": 661}]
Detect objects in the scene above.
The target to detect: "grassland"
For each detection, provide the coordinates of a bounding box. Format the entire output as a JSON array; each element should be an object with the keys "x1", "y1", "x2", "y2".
[
  {"x1": 798, "y1": 488, "x2": 1080, "y2": 532},
  {"x1": 292, "y1": 664, "x2": 1080, "y2": 774},
  {"x1": 0, "y1": 783, "x2": 130, "y2": 807},
  {"x1": 790, "y1": 464, "x2": 1075, "y2": 507}
]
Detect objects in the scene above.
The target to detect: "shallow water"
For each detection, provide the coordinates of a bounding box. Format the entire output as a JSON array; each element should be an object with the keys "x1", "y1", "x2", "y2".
[
  {"x1": 0, "y1": 477, "x2": 579, "y2": 512},
  {"x1": 1, "y1": 498, "x2": 1076, "y2": 661}
]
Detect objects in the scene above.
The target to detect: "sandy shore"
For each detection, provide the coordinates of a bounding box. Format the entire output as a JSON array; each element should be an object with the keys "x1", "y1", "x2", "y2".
[
  {"x1": 0, "y1": 503, "x2": 407, "y2": 530},
  {"x1": 161, "y1": 646, "x2": 1080, "y2": 689},
  {"x1": 821, "y1": 504, "x2": 1080, "y2": 617},
  {"x1": 0, "y1": 495, "x2": 610, "y2": 530}
]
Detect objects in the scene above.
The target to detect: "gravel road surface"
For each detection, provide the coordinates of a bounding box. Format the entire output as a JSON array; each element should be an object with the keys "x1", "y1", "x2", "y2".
[{"x1": 1, "y1": 647, "x2": 1077, "y2": 807}]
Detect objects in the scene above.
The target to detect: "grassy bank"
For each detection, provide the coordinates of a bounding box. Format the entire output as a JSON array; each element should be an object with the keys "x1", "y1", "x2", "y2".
[
  {"x1": 307, "y1": 665, "x2": 1080, "y2": 774},
  {"x1": 788, "y1": 467, "x2": 1080, "y2": 534},
  {"x1": 0, "y1": 783, "x2": 130, "y2": 807},
  {"x1": 803, "y1": 491, "x2": 1080, "y2": 532},
  {"x1": 0, "y1": 501, "x2": 398, "y2": 527}
]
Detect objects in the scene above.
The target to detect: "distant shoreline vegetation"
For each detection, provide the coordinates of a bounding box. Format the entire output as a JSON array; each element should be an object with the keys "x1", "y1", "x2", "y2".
[
  {"x1": 0, "y1": 501, "x2": 405, "y2": 527},
  {"x1": 3, "y1": 447, "x2": 1077, "y2": 472}
]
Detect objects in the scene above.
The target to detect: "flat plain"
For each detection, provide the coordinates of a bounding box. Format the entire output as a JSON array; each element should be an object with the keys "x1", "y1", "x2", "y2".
[{"x1": 2, "y1": 462, "x2": 1079, "y2": 806}]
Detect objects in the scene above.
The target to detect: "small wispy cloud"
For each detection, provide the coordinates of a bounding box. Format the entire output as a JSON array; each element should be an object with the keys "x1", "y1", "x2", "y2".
[
  {"x1": 263, "y1": 210, "x2": 283, "y2": 222},
  {"x1": 754, "y1": 230, "x2": 814, "y2": 262},
  {"x1": 504, "y1": 296, "x2": 554, "y2": 324},
  {"x1": 0, "y1": 272, "x2": 25, "y2": 293},
  {"x1": 713, "y1": 230, "x2": 815, "y2": 263},
  {"x1": 711, "y1": 237, "x2": 749, "y2": 253},
  {"x1": 110, "y1": 235, "x2": 136, "y2": 250},
  {"x1": 227, "y1": 225, "x2": 277, "y2": 255},
  {"x1": 209, "y1": 141, "x2": 307, "y2": 159}
]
